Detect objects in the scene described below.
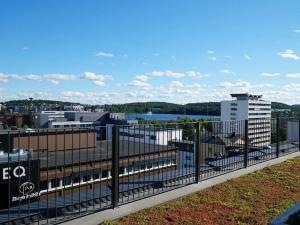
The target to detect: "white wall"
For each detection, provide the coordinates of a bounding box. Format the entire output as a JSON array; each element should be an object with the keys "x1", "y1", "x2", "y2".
[{"x1": 119, "y1": 128, "x2": 182, "y2": 146}]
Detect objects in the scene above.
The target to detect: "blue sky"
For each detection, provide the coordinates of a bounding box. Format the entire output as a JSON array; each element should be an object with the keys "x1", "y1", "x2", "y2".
[{"x1": 1, "y1": 0, "x2": 300, "y2": 104}]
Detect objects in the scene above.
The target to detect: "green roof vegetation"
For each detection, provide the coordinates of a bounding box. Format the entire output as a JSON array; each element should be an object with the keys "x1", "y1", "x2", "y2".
[{"x1": 101, "y1": 157, "x2": 300, "y2": 225}]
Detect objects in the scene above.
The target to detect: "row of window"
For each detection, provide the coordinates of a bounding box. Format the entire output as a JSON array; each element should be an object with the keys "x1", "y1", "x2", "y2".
[
  {"x1": 249, "y1": 103, "x2": 271, "y2": 106},
  {"x1": 248, "y1": 108, "x2": 271, "y2": 111},
  {"x1": 248, "y1": 113, "x2": 271, "y2": 116},
  {"x1": 52, "y1": 124, "x2": 93, "y2": 128},
  {"x1": 119, "y1": 132, "x2": 157, "y2": 140},
  {"x1": 40, "y1": 158, "x2": 177, "y2": 192}
]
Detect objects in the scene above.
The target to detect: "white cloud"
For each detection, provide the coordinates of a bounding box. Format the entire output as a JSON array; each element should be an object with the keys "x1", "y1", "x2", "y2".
[
  {"x1": 142, "y1": 62, "x2": 148, "y2": 65},
  {"x1": 207, "y1": 50, "x2": 214, "y2": 54},
  {"x1": 17, "y1": 91, "x2": 52, "y2": 99},
  {"x1": 277, "y1": 49, "x2": 300, "y2": 60},
  {"x1": 61, "y1": 91, "x2": 85, "y2": 98},
  {"x1": 170, "y1": 80, "x2": 184, "y2": 88},
  {"x1": 260, "y1": 72, "x2": 280, "y2": 77},
  {"x1": 251, "y1": 83, "x2": 273, "y2": 88},
  {"x1": 50, "y1": 80, "x2": 59, "y2": 85},
  {"x1": 185, "y1": 71, "x2": 209, "y2": 78},
  {"x1": 286, "y1": 73, "x2": 300, "y2": 78},
  {"x1": 93, "y1": 80, "x2": 105, "y2": 86},
  {"x1": 135, "y1": 75, "x2": 148, "y2": 82},
  {"x1": 0, "y1": 73, "x2": 8, "y2": 83},
  {"x1": 244, "y1": 54, "x2": 251, "y2": 60},
  {"x1": 218, "y1": 80, "x2": 273, "y2": 91},
  {"x1": 208, "y1": 56, "x2": 217, "y2": 61},
  {"x1": 1, "y1": 71, "x2": 113, "y2": 86},
  {"x1": 44, "y1": 74, "x2": 77, "y2": 81},
  {"x1": 142, "y1": 70, "x2": 208, "y2": 79},
  {"x1": 81, "y1": 72, "x2": 111, "y2": 86},
  {"x1": 151, "y1": 70, "x2": 185, "y2": 79},
  {"x1": 128, "y1": 80, "x2": 151, "y2": 89},
  {"x1": 218, "y1": 81, "x2": 250, "y2": 89},
  {"x1": 8, "y1": 74, "x2": 41, "y2": 80},
  {"x1": 293, "y1": 29, "x2": 300, "y2": 33},
  {"x1": 95, "y1": 51, "x2": 114, "y2": 57},
  {"x1": 220, "y1": 69, "x2": 234, "y2": 75},
  {"x1": 26, "y1": 74, "x2": 42, "y2": 80}
]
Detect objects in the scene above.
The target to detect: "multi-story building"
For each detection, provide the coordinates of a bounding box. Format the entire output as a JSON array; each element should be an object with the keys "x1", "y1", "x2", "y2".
[
  {"x1": 221, "y1": 93, "x2": 271, "y2": 147},
  {"x1": 37, "y1": 111, "x2": 110, "y2": 128},
  {"x1": 119, "y1": 127, "x2": 182, "y2": 146}
]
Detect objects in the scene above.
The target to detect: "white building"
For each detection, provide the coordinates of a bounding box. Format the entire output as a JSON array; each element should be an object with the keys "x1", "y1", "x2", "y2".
[
  {"x1": 63, "y1": 105, "x2": 84, "y2": 111},
  {"x1": 37, "y1": 111, "x2": 67, "y2": 128},
  {"x1": 221, "y1": 93, "x2": 271, "y2": 147},
  {"x1": 119, "y1": 127, "x2": 182, "y2": 146},
  {"x1": 48, "y1": 121, "x2": 94, "y2": 129}
]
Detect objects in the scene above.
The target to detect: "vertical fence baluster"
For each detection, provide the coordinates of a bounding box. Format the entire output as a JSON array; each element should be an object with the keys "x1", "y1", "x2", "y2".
[
  {"x1": 276, "y1": 117, "x2": 280, "y2": 158},
  {"x1": 244, "y1": 120, "x2": 249, "y2": 168},
  {"x1": 195, "y1": 122, "x2": 200, "y2": 183},
  {"x1": 111, "y1": 126, "x2": 119, "y2": 208}
]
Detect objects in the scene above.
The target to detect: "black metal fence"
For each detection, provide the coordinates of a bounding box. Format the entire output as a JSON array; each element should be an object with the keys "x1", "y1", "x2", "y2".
[{"x1": 0, "y1": 118, "x2": 299, "y2": 224}]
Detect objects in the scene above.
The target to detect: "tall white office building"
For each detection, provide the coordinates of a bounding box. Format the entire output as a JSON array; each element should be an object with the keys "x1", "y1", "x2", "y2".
[{"x1": 221, "y1": 93, "x2": 271, "y2": 147}]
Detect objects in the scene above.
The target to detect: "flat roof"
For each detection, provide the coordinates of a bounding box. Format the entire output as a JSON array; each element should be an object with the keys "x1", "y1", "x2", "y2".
[
  {"x1": 0, "y1": 140, "x2": 178, "y2": 168},
  {"x1": 231, "y1": 93, "x2": 263, "y2": 98}
]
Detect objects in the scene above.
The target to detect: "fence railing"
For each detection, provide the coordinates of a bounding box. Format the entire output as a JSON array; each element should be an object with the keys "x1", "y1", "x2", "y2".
[{"x1": 0, "y1": 117, "x2": 299, "y2": 224}]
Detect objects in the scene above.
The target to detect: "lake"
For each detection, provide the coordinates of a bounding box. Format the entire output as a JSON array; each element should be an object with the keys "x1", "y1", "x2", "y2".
[{"x1": 125, "y1": 113, "x2": 220, "y2": 121}]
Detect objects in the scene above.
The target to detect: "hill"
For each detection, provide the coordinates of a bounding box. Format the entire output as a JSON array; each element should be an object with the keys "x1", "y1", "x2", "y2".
[
  {"x1": 271, "y1": 102, "x2": 291, "y2": 109},
  {"x1": 2, "y1": 100, "x2": 295, "y2": 116},
  {"x1": 104, "y1": 102, "x2": 220, "y2": 115}
]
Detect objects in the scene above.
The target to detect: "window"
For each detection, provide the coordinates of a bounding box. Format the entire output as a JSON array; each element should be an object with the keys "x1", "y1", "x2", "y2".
[
  {"x1": 51, "y1": 178, "x2": 60, "y2": 188},
  {"x1": 146, "y1": 163, "x2": 152, "y2": 169},
  {"x1": 102, "y1": 170, "x2": 108, "y2": 178},
  {"x1": 127, "y1": 165, "x2": 133, "y2": 173},
  {"x1": 73, "y1": 177, "x2": 80, "y2": 184},
  {"x1": 93, "y1": 173, "x2": 100, "y2": 180},
  {"x1": 63, "y1": 176, "x2": 72, "y2": 186},
  {"x1": 119, "y1": 166, "x2": 125, "y2": 175},
  {"x1": 133, "y1": 164, "x2": 140, "y2": 172},
  {"x1": 150, "y1": 135, "x2": 156, "y2": 140},
  {"x1": 83, "y1": 175, "x2": 91, "y2": 182},
  {"x1": 40, "y1": 181, "x2": 48, "y2": 190}
]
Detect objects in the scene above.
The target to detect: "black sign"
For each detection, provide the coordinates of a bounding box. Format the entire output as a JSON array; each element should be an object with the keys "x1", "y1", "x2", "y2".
[{"x1": 0, "y1": 160, "x2": 40, "y2": 209}]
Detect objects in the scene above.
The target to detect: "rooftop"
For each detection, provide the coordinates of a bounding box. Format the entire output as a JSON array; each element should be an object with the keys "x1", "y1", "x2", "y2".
[
  {"x1": 231, "y1": 93, "x2": 263, "y2": 99},
  {"x1": 103, "y1": 157, "x2": 300, "y2": 225}
]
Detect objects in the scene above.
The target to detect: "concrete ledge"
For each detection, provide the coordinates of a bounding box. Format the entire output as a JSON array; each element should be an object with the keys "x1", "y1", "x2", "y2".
[{"x1": 62, "y1": 151, "x2": 300, "y2": 225}]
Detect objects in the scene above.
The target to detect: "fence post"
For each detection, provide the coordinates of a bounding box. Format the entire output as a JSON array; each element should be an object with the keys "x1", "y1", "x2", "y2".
[
  {"x1": 244, "y1": 120, "x2": 249, "y2": 168},
  {"x1": 195, "y1": 122, "x2": 201, "y2": 183},
  {"x1": 111, "y1": 125, "x2": 119, "y2": 208},
  {"x1": 276, "y1": 117, "x2": 280, "y2": 158}
]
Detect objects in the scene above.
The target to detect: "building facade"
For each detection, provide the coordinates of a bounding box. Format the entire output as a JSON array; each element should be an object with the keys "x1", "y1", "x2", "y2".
[
  {"x1": 221, "y1": 93, "x2": 271, "y2": 147},
  {"x1": 119, "y1": 127, "x2": 182, "y2": 146}
]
